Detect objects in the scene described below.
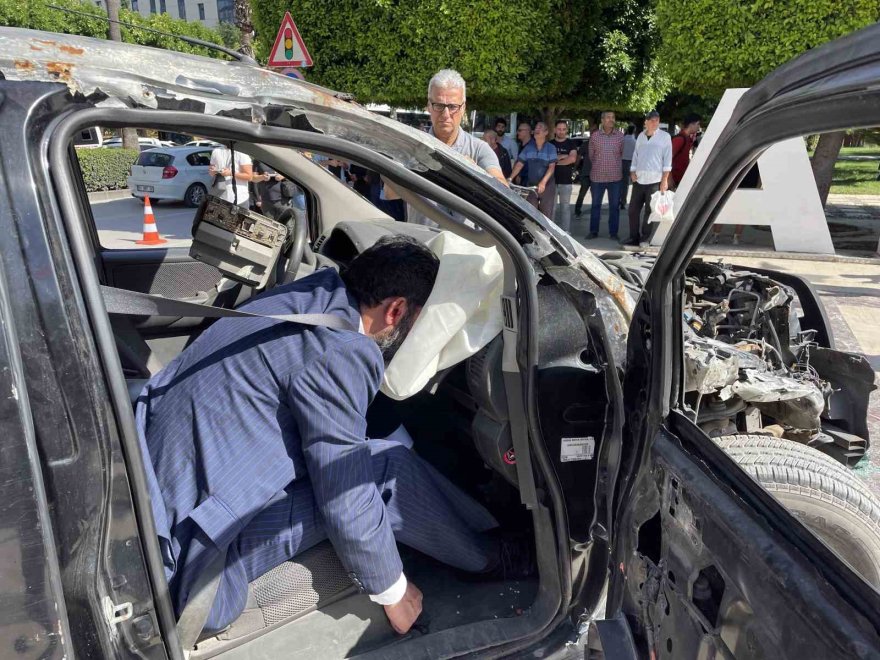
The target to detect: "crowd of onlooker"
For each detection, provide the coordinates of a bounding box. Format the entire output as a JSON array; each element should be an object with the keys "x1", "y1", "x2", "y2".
[
  {"x1": 480, "y1": 110, "x2": 702, "y2": 245},
  {"x1": 207, "y1": 67, "x2": 705, "y2": 248}
]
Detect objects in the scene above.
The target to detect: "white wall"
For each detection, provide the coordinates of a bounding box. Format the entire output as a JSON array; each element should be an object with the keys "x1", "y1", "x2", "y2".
[
  {"x1": 651, "y1": 88, "x2": 834, "y2": 254},
  {"x1": 130, "y1": 0, "x2": 220, "y2": 28}
]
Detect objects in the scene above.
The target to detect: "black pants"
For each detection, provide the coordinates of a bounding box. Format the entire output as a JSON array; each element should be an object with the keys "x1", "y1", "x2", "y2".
[
  {"x1": 628, "y1": 181, "x2": 659, "y2": 241},
  {"x1": 574, "y1": 177, "x2": 591, "y2": 213},
  {"x1": 620, "y1": 160, "x2": 632, "y2": 207}
]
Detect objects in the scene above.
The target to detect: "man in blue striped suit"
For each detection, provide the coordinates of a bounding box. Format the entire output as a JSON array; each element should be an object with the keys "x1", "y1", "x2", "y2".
[{"x1": 135, "y1": 236, "x2": 519, "y2": 636}]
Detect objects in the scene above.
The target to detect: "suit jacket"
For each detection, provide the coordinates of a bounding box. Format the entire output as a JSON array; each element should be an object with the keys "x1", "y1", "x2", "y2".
[{"x1": 135, "y1": 268, "x2": 402, "y2": 609}]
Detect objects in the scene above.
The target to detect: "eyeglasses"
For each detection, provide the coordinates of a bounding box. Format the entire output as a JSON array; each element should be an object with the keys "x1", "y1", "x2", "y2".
[{"x1": 429, "y1": 101, "x2": 463, "y2": 114}]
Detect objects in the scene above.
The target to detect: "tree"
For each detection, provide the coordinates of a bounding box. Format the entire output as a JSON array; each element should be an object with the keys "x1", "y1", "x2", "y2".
[
  {"x1": 655, "y1": 0, "x2": 880, "y2": 206},
  {"x1": 105, "y1": 0, "x2": 139, "y2": 150},
  {"x1": 2, "y1": 0, "x2": 230, "y2": 59},
  {"x1": 250, "y1": 0, "x2": 668, "y2": 122},
  {"x1": 216, "y1": 20, "x2": 241, "y2": 50},
  {"x1": 234, "y1": 0, "x2": 254, "y2": 59}
]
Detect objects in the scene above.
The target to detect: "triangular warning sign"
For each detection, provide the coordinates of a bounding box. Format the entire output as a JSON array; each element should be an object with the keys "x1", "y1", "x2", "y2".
[{"x1": 267, "y1": 12, "x2": 313, "y2": 68}]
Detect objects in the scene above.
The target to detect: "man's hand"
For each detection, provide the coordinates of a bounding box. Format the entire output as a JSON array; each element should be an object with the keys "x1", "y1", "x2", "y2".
[
  {"x1": 536, "y1": 181, "x2": 546, "y2": 195},
  {"x1": 630, "y1": 172, "x2": 638, "y2": 183},
  {"x1": 383, "y1": 582, "x2": 423, "y2": 635},
  {"x1": 659, "y1": 180, "x2": 669, "y2": 193}
]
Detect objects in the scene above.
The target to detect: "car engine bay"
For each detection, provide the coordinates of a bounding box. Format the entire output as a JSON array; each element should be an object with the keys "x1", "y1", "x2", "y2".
[{"x1": 600, "y1": 254, "x2": 875, "y2": 467}]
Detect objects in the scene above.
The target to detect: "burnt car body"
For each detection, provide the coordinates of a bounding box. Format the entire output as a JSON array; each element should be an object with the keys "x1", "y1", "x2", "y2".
[{"x1": 0, "y1": 22, "x2": 879, "y2": 660}]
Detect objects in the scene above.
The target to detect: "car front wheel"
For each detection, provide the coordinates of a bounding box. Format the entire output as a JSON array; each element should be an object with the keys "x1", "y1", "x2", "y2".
[
  {"x1": 716, "y1": 434, "x2": 880, "y2": 589},
  {"x1": 185, "y1": 183, "x2": 207, "y2": 207}
]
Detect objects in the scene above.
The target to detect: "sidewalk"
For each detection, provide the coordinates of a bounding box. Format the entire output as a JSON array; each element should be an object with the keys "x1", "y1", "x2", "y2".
[
  {"x1": 88, "y1": 188, "x2": 132, "y2": 203},
  {"x1": 565, "y1": 183, "x2": 880, "y2": 256}
]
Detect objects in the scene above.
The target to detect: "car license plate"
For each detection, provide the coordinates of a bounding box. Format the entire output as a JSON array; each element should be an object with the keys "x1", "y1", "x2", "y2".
[{"x1": 137, "y1": 185, "x2": 154, "y2": 192}]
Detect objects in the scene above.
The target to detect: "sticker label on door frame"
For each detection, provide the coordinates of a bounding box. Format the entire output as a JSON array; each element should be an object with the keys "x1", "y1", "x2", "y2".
[{"x1": 560, "y1": 436, "x2": 595, "y2": 462}]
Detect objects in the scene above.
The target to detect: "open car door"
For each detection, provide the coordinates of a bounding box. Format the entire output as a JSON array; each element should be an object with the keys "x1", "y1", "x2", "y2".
[{"x1": 600, "y1": 23, "x2": 880, "y2": 658}]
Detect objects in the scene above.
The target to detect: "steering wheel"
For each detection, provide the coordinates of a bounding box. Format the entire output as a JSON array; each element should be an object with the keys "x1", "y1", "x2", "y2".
[{"x1": 276, "y1": 205, "x2": 308, "y2": 282}]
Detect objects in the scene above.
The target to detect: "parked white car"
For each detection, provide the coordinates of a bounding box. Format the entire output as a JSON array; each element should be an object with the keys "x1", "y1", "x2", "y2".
[
  {"x1": 184, "y1": 139, "x2": 221, "y2": 148},
  {"x1": 105, "y1": 136, "x2": 167, "y2": 151},
  {"x1": 127, "y1": 146, "x2": 214, "y2": 207}
]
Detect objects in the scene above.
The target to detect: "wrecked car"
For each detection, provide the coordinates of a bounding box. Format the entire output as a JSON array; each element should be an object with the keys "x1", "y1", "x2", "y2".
[
  {"x1": 0, "y1": 22, "x2": 879, "y2": 660},
  {"x1": 603, "y1": 254, "x2": 875, "y2": 465}
]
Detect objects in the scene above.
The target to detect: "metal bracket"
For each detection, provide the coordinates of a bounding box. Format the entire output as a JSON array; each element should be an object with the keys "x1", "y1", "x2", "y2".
[{"x1": 102, "y1": 596, "x2": 134, "y2": 626}]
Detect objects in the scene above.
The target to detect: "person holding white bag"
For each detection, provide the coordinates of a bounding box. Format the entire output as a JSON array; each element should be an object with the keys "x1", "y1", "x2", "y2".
[{"x1": 624, "y1": 110, "x2": 672, "y2": 246}]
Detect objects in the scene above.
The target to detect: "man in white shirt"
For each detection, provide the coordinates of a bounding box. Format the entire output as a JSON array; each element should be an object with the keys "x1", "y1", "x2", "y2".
[
  {"x1": 208, "y1": 145, "x2": 254, "y2": 206},
  {"x1": 625, "y1": 111, "x2": 672, "y2": 246}
]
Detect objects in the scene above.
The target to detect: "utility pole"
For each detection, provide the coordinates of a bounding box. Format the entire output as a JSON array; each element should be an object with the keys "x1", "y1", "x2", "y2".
[{"x1": 106, "y1": 0, "x2": 139, "y2": 151}]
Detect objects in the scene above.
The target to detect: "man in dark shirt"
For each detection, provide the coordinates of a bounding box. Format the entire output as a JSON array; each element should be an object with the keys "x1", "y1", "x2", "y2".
[
  {"x1": 253, "y1": 161, "x2": 293, "y2": 220},
  {"x1": 349, "y1": 163, "x2": 374, "y2": 199},
  {"x1": 482, "y1": 129, "x2": 513, "y2": 178},
  {"x1": 551, "y1": 120, "x2": 578, "y2": 232},
  {"x1": 513, "y1": 122, "x2": 533, "y2": 185},
  {"x1": 573, "y1": 122, "x2": 594, "y2": 218},
  {"x1": 671, "y1": 113, "x2": 701, "y2": 188}
]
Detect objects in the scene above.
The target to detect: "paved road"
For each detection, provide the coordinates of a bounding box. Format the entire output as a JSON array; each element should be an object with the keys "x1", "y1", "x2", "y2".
[{"x1": 92, "y1": 197, "x2": 196, "y2": 249}]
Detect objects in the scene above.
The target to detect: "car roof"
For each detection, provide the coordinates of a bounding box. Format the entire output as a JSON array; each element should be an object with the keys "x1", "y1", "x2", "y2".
[{"x1": 141, "y1": 147, "x2": 213, "y2": 156}]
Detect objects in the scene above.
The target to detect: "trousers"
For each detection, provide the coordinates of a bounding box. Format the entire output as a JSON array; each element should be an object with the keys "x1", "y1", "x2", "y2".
[
  {"x1": 526, "y1": 179, "x2": 556, "y2": 220},
  {"x1": 180, "y1": 437, "x2": 499, "y2": 631},
  {"x1": 628, "y1": 181, "x2": 660, "y2": 241},
  {"x1": 620, "y1": 160, "x2": 632, "y2": 207},
  {"x1": 589, "y1": 180, "x2": 622, "y2": 236},
  {"x1": 554, "y1": 183, "x2": 573, "y2": 232}
]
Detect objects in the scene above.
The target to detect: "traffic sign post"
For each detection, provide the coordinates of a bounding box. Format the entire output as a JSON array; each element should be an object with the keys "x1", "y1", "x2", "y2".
[{"x1": 267, "y1": 12, "x2": 313, "y2": 68}]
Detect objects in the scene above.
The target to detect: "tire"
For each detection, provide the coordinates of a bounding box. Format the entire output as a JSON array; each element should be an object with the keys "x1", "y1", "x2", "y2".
[
  {"x1": 715, "y1": 434, "x2": 880, "y2": 588},
  {"x1": 184, "y1": 183, "x2": 207, "y2": 208}
]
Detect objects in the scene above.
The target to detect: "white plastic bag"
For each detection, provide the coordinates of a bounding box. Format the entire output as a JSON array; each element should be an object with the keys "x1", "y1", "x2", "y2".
[{"x1": 648, "y1": 190, "x2": 675, "y2": 223}]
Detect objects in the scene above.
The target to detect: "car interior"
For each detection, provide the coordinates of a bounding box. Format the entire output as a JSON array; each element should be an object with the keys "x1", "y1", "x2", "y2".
[{"x1": 74, "y1": 125, "x2": 568, "y2": 659}]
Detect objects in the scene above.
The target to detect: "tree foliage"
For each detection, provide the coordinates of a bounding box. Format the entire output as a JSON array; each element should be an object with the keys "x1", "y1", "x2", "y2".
[
  {"x1": 251, "y1": 0, "x2": 667, "y2": 114},
  {"x1": 1, "y1": 0, "x2": 230, "y2": 59},
  {"x1": 655, "y1": 0, "x2": 880, "y2": 96}
]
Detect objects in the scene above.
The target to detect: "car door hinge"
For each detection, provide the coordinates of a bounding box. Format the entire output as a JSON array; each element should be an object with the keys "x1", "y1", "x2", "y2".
[{"x1": 102, "y1": 596, "x2": 134, "y2": 626}]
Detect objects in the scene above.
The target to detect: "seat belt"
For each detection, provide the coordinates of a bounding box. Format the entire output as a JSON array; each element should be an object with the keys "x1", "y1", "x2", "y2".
[
  {"x1": 100, "y1": 285, "x2": 357, "y2": 332},
  {"x1": 176, "y1": 547, "x2": 228, "y2": 656},
  {"x1": 102, "y1": 285, "x2": 355, "y2": 651}
]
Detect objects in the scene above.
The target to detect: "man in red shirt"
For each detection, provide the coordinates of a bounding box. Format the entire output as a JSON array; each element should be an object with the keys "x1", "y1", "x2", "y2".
[{"x1": 670, "y1": 114, "x2": 701, "y2": 188}]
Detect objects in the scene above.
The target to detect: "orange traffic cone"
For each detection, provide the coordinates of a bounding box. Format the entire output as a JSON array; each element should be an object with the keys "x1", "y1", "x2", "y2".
[{"x1": 136, "y1": 196, "x2": 167, "y2": 245}]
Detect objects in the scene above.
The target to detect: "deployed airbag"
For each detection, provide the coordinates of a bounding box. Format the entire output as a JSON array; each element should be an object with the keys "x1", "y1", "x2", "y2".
[{"x1": 381, "y1": 231, "x2": 504, "y2": 400}]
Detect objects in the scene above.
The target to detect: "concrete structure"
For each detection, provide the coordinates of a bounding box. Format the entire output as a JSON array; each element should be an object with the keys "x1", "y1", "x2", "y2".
[
  {"x1": 110, "y1": 0, "x2": 233, "y2": 28},
  {"x1": 651, "y1": 88, "x2": 835, "y2": 254}
]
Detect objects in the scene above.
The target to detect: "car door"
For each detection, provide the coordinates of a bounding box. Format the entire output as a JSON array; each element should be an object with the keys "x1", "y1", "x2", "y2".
[
  {"x1": 601, "y1": 23, "x2": 880, "y2": 658},
  {"x1": 182, "y1": 149, "x2": 214, "y2": 197}
]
